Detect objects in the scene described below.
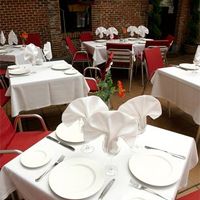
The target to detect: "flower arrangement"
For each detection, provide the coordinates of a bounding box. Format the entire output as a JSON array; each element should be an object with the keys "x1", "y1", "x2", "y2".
[
  {"x1": 95, "y1": 71, "x2": 125, "y2": 105},
  {"x1": 20, "y1": 31, "x2": 28, "y2": 45}
]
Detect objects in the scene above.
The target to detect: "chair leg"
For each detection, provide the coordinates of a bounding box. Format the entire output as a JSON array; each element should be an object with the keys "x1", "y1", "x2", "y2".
[{"x1": 196, "y1": 126, "x2": 200, "y2": 144}]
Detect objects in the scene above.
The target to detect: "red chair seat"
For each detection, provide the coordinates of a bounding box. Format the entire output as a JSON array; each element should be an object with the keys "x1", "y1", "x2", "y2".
[
  {"x1": 176, "y1": 189, "x2": 200, "y2": 200},
  {"x1": 0, "y1": 131, "x2": 50, "y2": 168},
  {"x1": 74, "y1": 53, "x2": 92, "y2": 62},
  {"x1": 0, "y1": 88, "x2": 10, "y2": 106},
  {"x1": 85, "y1": 78, "x2": 99, "y2": 92}
]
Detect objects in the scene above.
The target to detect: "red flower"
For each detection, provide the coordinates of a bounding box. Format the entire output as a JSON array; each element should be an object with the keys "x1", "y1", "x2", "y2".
[
  {"x1": 20, "y1": 32, "x2": 28, "y2": 41},
  {"x1": 117, "y1": 80, "x2": 125, "y2": 97}
]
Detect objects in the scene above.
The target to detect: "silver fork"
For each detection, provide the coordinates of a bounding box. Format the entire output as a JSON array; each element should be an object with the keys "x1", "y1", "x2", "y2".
[
  {"x1": 35, "y1": 155, "x2": 65, "y2": 182},
  {"x1": 130, "y1": 179, "x2": 170, "y2": 200}
]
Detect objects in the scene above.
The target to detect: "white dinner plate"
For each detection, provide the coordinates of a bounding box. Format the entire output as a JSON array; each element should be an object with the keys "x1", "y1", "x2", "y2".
[
  {"x1": 49, "y1": 158, "x2": 105, "y2": 199},
  {"x1": 179, "y1": 63, "x2": 199, "y2": 70},
  {"x1": 9, "y1": 67, "x2": 31, "y2": 75},
  {"x1": 7, "y1": 65, "x2": 20, "y2": 70},
  {"x1": 96, "y1": 44, "x2": 104, "y2": 47},
  {"x1": 0, "y1": 50, "x2": 7, "y2": 54},
  {"x1": 13, "y1": 45, "x2": 22, "y2": 48},
  {"x1": 95, "y1": 39, "x2": 107, "y2": 43},
  {"x1": 56, "y1": 120, "x2": 84, "y2": 143},
  {"x1": 129, "y1": 150, "x2": 180, "y2": 186},
  {"x1": 64, "y1": 68, "x2": 78, "y2": 75},
  {"x1": 20, "y1": 149, "x2": 50, "y2": 168},
  {"x1": 51, "y1": 64, "x2": 71, "y2": 70}
]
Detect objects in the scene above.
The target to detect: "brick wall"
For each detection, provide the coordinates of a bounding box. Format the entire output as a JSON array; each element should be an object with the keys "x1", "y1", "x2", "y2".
[{"x1": 0, "y1": 0, "x2": 194, "y2": 57}]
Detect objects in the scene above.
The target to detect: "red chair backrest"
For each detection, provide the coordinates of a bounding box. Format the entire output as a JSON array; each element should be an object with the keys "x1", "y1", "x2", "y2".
[
  {"x1": 106, "y1": 43, "x2": 132, "y2": 51},
  {"x1": 164, "y1": 34, "x2": 175, "y2": 47},
  {"x1": 25, "y1": 33, "x2": 41, "y2": 47},
  {"x1": 0, "y1": 107, "x2": 15, "y2": 150},
  {"x1": 144, "y1": 47, "x2": 164, "y2": 79},
  {"x1": 145, "y1": 40, "x2": 171, "y2": 48},
  {"x1": 65, "y1": 36, "x2": 77, "y2": 56},
  {"x1": 176, "y1": 189, "x2": 200, "y2": 200},
  {"x1": 80, "y1": 32, "x2": 93, "y2": 42}
]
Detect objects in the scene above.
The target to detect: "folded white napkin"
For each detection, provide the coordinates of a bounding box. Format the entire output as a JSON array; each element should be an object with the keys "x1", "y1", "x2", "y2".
[
  {"x1": 62, "y1": 96, "x2": 109, "y2": 126},
  {"x1": 43, "y1": 41, "x2": 52, "y2": 61},
  {"x1": 8, "y1": 30, "x2": 18, "y2": 45},
  {"x1": 127, "y1": 26, "x2": 139, "y2": 37},
  {"x1": 106, "y1": 27, "x2": 118, "y2": 39},
  {"x1": 118, "y1": 95, "x2": 162, "y2": 133},
  {"x1": 137, "y1": 25, "x2": 149, "y2": 38},
  {"x1": 83, "y1": 110, "x2": 138, "y2": 154},
  {"x1": 193, "y1": 45, "x2": 200, "y2": 66},
  {"x1": 0, "y1": 31, "x2": 6, "y2": 45},
  {"x1": 24, "y1": 43, "x2": 40, "y2": 64},
  {"x1": 95, "y1": 27, "x2": 107, "y2": 39}
]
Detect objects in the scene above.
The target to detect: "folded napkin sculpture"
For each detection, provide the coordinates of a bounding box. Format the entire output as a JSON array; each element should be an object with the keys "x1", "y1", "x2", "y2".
[
  {"x1": 24, "y1": 43, "x2": 41, "y2": 64},
  {"x1": 0, "y1": 31, "x2": 6, "y2": 45},
  {"x1": 106, "y1": 27, "x2": 118, "y2": 39},
  {"x1": 118, "y1": 95, "x2": 162, "y2": 134},
  {"x1": 193, "y1": 45, "x2": 200, "y2": 66},
  {"x1": 95, "y1": 27, "x2": 107, "y2": 39},
  {"x1": 43, "y1": 41, "x2": 52, "y2": 61},
  {"x1": 8, "y1": 30, "x2": 18, "y2": 45},
  {"x1": 137, "y1": 25, "x2": 149, "y2": 38},
  {"x1": 83, "y1": 110, "x2": 138, "y2": 154},
  {"x1": 127, "y1": 26, "x2": 139, "y2": 37}
]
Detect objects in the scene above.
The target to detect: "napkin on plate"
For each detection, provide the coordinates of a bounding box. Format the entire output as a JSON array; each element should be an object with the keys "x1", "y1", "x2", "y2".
[
  {"x1": 118, "y1": 95, "x2": 162, "y2": 133},
  {"x1": 24, "y1": 43, "x2": 40, "y2": 64},
  {"x1": 127, "y1": 26, "x2": 139, "y2": 37},
  {"x1": 0, "y1": 31, "x2": 6, "y2": 45},
  {"x1": 106, "y1": 27, "x2": 118, "y2": 39},
  {"x1": 83, "y1": 110, "x2": 138, "y2": 154},
  {"x1": 8, "y1": 30, "x2": 18, "y2": 45},
  {"x1": 62, "y1": 96, "x2": 109, "y2": 125},
  {"x1": 95, "y1": 27, "x2": 107, "y2": 39},
  {"x1": 137, "y1": 25, "x2": 149, "y2": 38},
  {"x1": 43, "y1": 41, "x2": 52, "y2": 61},
  {"x1": 193, "y1": 45, "x2": 200, "y2": 66}
]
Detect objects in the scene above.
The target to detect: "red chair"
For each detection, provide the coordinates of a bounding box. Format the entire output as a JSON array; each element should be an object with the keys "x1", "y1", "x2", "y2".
[
  {"x1": 0, "y1": 107, "x2": 50, "y2": 168},
  {"x1": 142, "y1": 47, "x2": 164, "y2": 94},
  {"x1": 66, "y1": 36, "x2": 92, "y2": 67},
  {"x1": 25, "y1": 33, "x2": 42, "y2": 47},
  {"x1": 176, "y1": 189, "x2": 200, "y2": 200},
  {"x1": 106, "y1": 43, "x2": 134, "y2": 91},
  {"x1": 80, "y1": 32, "x2": 93, "y2": 42},
  {"x1": 0, "y1": 88, "x2": 10, "y2": 106},
  {"x1": 164, "y1": 34, "x2": 175, "y2": 49},
  {"x1": 0, "y1": 69, "x2": 8, "y2": 88}
]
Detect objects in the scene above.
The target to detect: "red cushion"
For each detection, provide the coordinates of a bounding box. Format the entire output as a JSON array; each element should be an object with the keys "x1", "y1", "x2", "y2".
[
  {"x1": 177, "y1": 189, "x2": 200, "y2": 200},
  {"x1": 74, "y1": 53, "x2": 92, "y2": 62},
  {"x1": 0, "y1": 69, "x2": 6, "y2": 75},
  {"x1": 0, "y1": 131, "x2": 50, "y2": 168},
  {"x1": 0, "y1": 89, "x2": 10, "y2": 106},
  {"x1": 86, "y1": 78, "x2": 98, "y2": 92}
]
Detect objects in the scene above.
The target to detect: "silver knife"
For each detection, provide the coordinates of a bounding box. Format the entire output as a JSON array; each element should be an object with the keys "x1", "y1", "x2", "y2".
[
  {"x1": 98, "y1": 179, "x2": 115, "y2": 200},
  {"x1": 46, "y1": 136, "x2": 75, "y2": 151}
]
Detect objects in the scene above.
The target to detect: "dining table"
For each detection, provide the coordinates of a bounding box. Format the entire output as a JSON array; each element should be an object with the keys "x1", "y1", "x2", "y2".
[
  {"x1": 0, "y1": 124, "x2": 198, "y2": 200},
  {"x1": 151, "y1": 65, "x2": 200, "y2": 143},
  {"x1": 6, "y1": 60, "x2": 89, "y2": 117},
  {"x1": 0, "y1": 45, "x2": 42, "y2": 65},
  {"x1": 82, "y1": 38, "x2": 149, "y2": 66}
]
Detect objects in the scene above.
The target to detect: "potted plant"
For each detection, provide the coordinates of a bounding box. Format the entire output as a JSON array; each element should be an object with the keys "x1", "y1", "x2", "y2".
[{"x1": 184, "y1": 0, "x2": 200, "y2": 54}]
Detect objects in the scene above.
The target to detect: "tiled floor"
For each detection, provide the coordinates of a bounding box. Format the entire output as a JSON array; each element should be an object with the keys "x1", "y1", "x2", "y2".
[{"x1": 4, "y1": 53, "x2": 200, "y2": 199}]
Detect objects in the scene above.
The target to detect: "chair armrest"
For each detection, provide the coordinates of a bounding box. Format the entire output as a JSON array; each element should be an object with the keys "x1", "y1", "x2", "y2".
[
  {"x1": 0, "y1": 149, "x2": 22, "y2": 154},
  {"x1": 13, "y1": 114, "x2": 48, "y2": 132}
]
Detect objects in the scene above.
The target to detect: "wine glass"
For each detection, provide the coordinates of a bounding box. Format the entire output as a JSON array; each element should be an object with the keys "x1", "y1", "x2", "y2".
[
  {"x1": 80, "y1": 142, "x2": 95, "y2": 153},
  {"x1": 102, "y1": 136, "x2": 120, "y2": 176}
]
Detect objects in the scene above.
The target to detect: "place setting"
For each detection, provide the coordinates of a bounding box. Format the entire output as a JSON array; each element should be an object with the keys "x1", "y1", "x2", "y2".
[{"x1": 177, "y1": 63, "x2": 199, "y2": 71}]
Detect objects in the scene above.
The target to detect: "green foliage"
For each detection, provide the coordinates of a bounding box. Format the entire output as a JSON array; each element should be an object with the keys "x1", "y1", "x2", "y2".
[
  {"x1": 148, "y1": 0, "x2": 162, "y2": 39},
  {"x1": 95, "y1": 71, "x2": 116, "y2": 103}
]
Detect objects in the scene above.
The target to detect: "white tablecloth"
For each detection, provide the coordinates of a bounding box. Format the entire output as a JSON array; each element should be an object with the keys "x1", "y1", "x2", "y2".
[
  {"x1": 0, "y1": 45, "x2": 30, "y2": 65},
  {"x1": 1, "y1": 125, "x2": 198, "y2": 200},
  {"x1": 151, "y1": 66, "x2": 200, "y2": 125},
  {"x1": 6, "y1": 60, "x2": 89, "y2": 117},
  {"x1": 83, "y1": 39, "x2": 145, "y2": 66}
]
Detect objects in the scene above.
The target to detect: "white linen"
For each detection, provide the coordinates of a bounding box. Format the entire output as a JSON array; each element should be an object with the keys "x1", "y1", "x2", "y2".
[
  {"x1": 137, "y1": 25, "x2": 149, "y2": 38},
  {"x1": 193, "y1": 45, "x2": 200, "y2": 66},
  {"x1": 8, "y1": 30, "x2": 18, "y2": 45},
  {"x1": 24, "y1": 43, "x2": 40, "y2": 65},
  {"x1": 127, "y1": 26, "x2": 139, "y2": 37},
  {"x1": 83, "y1": 110, "x2": 138, "y2": 154},
  {"x1": 118, "y1": 95, "x2": 162, "y2": 133},
  {"x1": 1, "y1": 125, "x2": 198, "y2": 200},
  {"x1": 43, "y1": 41, "x2": 52, "y2": 61},
  {"x1": 6, "y1": 60, "x2": 89, "y2": 117},
  {"x1": 106, "y1": 27, "x2": 118, "y2": 39},
  {"x1": 151, "y1": 66, "x2": 200, "y2": 125},
  {"x1": 95, "y1": 27, "x2": 107, "y2": 39},
  {"x1": 62, "y1": 95, "x2": 108, "y2": 125},
  {"x1": 0, "y1": 31, "x2": 6, "y2": 45}
]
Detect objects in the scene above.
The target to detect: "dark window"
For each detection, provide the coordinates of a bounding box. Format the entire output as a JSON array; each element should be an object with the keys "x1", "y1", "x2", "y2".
[{"x1": 59, "y1": 0, "x2": 93, "y2": 32}]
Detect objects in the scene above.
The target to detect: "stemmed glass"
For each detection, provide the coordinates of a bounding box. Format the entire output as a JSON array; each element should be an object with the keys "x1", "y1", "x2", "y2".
[
  {"x1": 80, "y1": 142, "x2": 94, "y2": 153},
  {"x1": 102, "y1": 136, "x2": 120, "y2": 176}
]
